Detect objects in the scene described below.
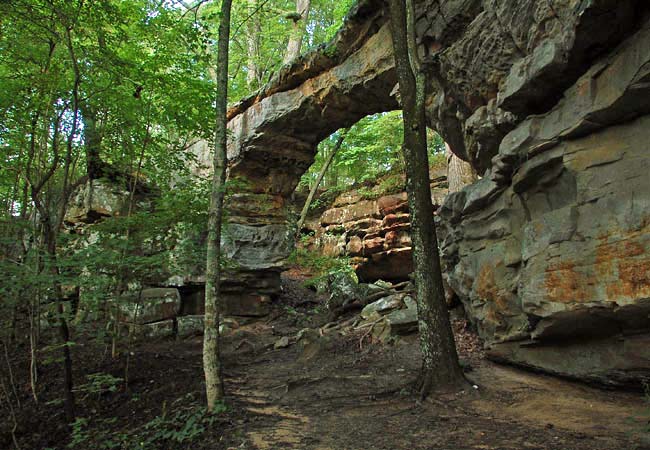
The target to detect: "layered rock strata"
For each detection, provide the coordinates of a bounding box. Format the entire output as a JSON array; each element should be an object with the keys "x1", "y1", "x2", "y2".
[
  {"x1": 217, "y1": 0, "x2": 398, "y2": 305},
  {"x1": 433, "y1": 4, "x2": 650, "y2": 386},
  {"x1": 303, "y1": 167, "x2": 448, "y2": 282},
  {"x1": 274, "y1": 0, "x2": 650, "y2": 385}
]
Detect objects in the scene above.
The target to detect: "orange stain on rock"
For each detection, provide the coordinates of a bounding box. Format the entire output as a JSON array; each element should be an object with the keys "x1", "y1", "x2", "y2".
[
  {"x1": 476, "y1": 265, "x2": 496, "y2": 302},
  {"x1": 613, "y1": 259, "x2": 650, "y2": 298},
  {"x1": 544, "y1": 261, "x2": 590, "y2": 303},
  {"x1": 476, "y1": 263, "x2": 510, "y2": 311},
  {"x1": 595, "y1": 222, "x2": 650, "y2": 300}
]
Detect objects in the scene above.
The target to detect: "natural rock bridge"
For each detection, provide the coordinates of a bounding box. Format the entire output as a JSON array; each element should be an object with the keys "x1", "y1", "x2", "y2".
[
  {"x1": 200, "y1": 0, "x2": 650, "y2": 386},
  {"x1": 219, "y1": 2, "x2": 397, "y2": 315}
]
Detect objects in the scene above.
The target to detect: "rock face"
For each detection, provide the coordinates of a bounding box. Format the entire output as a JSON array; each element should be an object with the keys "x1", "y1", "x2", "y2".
[
  {"x1": 221, "y1": 0, "x2": 650, "y2": 385},
  {"x1": 119, "y1": 288, "x2": 181, "y2": 325},
  {"x1": 304, "y1": 167, "x2": 448, "y2": 282},
  {"x1": 415, "y1": 0, "x2": 645, "y2": 174},
  {"x1": 207, "y1": 0, "x2": 398, "y2": 305},
  {"x1": 62, "y1": 0, "x2": 650, "y2": 383},
  {"x1": 65, "y1": 177, "x2": 151, "y2": 225},
  {"x1": 434, "y1": 5, "x2": 650, "y2": 387}
]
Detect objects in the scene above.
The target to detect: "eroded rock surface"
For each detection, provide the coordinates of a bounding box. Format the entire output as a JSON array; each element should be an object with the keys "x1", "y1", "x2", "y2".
[
  {"x1": 417, "y1": 0, "x2": 645, "y2": 174},
  {"x1": 210, "y1": 0, "x2": 398, "y2": 305},
  {"x1": 436, "y1": 14, "x2": 650, "y2": 386},
  {"x1": 303, "y1": 167, "x2": 448, "y2": 282}
]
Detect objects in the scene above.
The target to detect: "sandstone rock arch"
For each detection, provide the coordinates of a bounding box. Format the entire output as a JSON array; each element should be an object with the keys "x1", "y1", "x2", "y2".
[
  {"x1": 219, "y1": 3, "x2": 398, "y2": 308},
  {"x1": 216, "y1": 0, "x2": 650, "y2": 385}
]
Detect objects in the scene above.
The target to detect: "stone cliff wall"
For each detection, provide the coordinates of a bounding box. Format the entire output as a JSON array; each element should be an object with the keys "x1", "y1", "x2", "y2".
[{"x1": 428, "y1": 1, "x2": 650, "y2": 386}]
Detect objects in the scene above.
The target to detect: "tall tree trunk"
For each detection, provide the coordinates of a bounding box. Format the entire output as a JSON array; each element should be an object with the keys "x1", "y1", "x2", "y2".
[
  {"x1": 388, "y1": 0, "x2": 465, "y2": 398},
  {"x1": 23, "y1": 23, "x2": 82, "y2": 423},
  {"x1": 446, "y1": 143, "x2": 477, "y2": 194},
  {"x1": 42, "y1": 219, "x2": 75, "y2": 421},
  {"x1": 296, "y1": 130, "x2": 347, "y2": 234},
  {"x1": 204, "y1": 0, "x2": 232, "y2": 412},
  {"x1": 283, "y1": 0, "x2": 310, "y2": 64},
  {"x1": 81, "y1": 103, "x2": 104, "y2": 179},
  {"x1": 246, "y1": 0, "x2": 261, "y2": 88}
]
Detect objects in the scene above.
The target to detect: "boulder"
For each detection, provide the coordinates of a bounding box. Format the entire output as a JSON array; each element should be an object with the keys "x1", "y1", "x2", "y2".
[
  {"x1": 274, "y1": 336, "x2": 291, "y2": 349},
  {"x1": 131, "y1": 320, "x2": 176, "y2": 340},
  {"x1": 65, "y1": 178, "x2": 130, "y2": 224},
  {"x1": 360, "y1": 295, "x2": 419, "y2": 342},
  {"x1": 360, "y1": 293, "x2": 405, "y2": 319},
  {"x1": 325, "y1": 271, "x2": 361, "y2": 311},
  {"x1": 177, "y1": 315, "x2": 239, "y2": 338},
  {"x1": 488, "y1": 334, "x2": 650, "y2": 388},
  {"x1": 177, "y1": 315, "x2": 204, "y2": 338},
  {"x1": 384, "y1": 296, "x2": 418, "y2": 334},
  {"x1": 119, "y1": 288, "x2": 181, "y2": 325}
]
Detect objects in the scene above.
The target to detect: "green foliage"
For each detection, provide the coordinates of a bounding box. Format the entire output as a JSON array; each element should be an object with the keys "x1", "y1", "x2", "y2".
[
  {"x1": 139, "y1": 402, "x2": 224, "y2": 447},
  {"x1": 357, "y1": 173, "x2": 405, "y2": 200},
  {"x1": 67, "y1": 394, "x2": 227, "y2": 450},
  {"x1": 299, "y1": 111, "x2": 447, "y2": 195},
  {"x1": 227, "y1": 0, "x2": 353, "y2": 99},
  {"x1": 307, "y1": 184, "x2": 347, "y2": 213},
  {"x1": 429, "y1": 150, "x2": 447, "y2": 168},
  {"x1": 0, "y1": 0, "x2": 215, "y2": 201},
  {"x1": 288, "y1": 248, "x2": 356, "y2": 290},
  {"x1": 299, "y1": 112, "x2": 404, "y2": 191},
  {"x1": 75, "y1": 373, "x2": 124, "y2": 400}
]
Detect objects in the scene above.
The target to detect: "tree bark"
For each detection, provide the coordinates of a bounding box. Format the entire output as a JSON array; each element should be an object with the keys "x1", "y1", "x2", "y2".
[
  {"x1": 203, "y1": 0, "x2": 232, "y2": 412},
  {"x1": 283, "y1": 0, "x2": 310, "y2": 64},
  {"x1": 446, "y1": 143, "x2": 477, "y2": 194},
  {"x1": 388, "y1": 0, "x2": 465, "y2": 398},
  {"x1": 50, "y1": 237, "x2": 76, "y2": 422},
  {"x1": 296, "y1": 129, "x2": 347, "y2": 234},
  {"x1": 81, "y1": 103, "x2": 104, "y2": 179},
  {"x1": 246, "y1": 0, "x2": 262, "y2": 88}
]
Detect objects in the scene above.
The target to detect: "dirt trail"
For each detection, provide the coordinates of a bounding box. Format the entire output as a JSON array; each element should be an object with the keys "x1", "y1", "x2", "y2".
[
  {"x1": 213, "y1": 295, "x2": 649, "y2": 450},
  {"x1": 5, "y1": 273, "x2": 648, "y2": 450},
  {"x1": 187, "y1": 273, "x2": 650, "y2": 449},
  {"x1": 234, "y1": 384, "x2": 311, "y2": 449}
]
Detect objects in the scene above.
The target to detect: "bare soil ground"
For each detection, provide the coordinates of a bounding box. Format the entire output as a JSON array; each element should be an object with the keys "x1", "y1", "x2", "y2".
[{"x1": 2, "y1": 273, "x2": 650, "y2": 449}]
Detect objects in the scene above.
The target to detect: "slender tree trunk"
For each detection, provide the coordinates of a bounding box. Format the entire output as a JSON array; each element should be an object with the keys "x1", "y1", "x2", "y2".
[
  {"x1": 124, "y1": 287, "x2": 143, "y2": 389},
  {"x1": 283, "y1": 0, "x2": 310, "y2": 64},
  {"x1": 43, "y1": 222, "x2": 75, "y2": 421},
  {"x1": 204, "y1": 0, "x2": 232, "y2": 412},
  {"x1": 22, "y1": 23, "x2": 81, "y2": 422},
  {"x1": 388, "y1": 0, "x2": 465, "y2": 398},
  {"x1": 296, "y1": 130, "x2": 347, "y2": 234},
  {"x1": 29, "y1": 142, "x2": 78, "y2": 422},
  {"x1": 246, "y1": 0, "x2": 261, "y2": 88},
  {"x1": 28, "y1": 226, "x2": 41, "y2": 403},
  {"x1": 2, "y1": 341, "x2": 21, "y2": 408},
  {"x1": 28, "y1": 299, "x2": 38, "y2": 403}
]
